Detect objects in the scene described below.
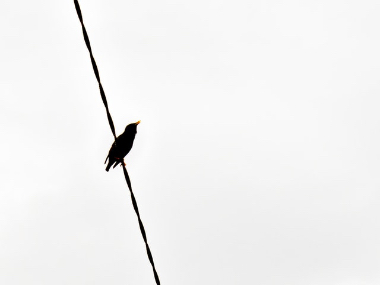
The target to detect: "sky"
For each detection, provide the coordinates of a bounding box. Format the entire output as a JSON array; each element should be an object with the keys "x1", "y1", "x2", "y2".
[{"x1": 1, "y1": 0, "x2": 380, "y2": 284}]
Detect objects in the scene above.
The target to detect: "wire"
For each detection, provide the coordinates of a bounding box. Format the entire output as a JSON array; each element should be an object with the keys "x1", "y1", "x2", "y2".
[
  {"x1": 73, "y1": 1, "x2": 161, "y2": 284},
  {"x1": 73, "y1": 0, "x2": 117, "y2": 141}
]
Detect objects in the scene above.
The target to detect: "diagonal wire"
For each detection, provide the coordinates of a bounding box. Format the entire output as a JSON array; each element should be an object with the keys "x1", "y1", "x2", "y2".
[
  {"x1": 122, "y1": 165, "x2": 161, "y2": 285},
  {"x1": 73, "y1": 1, "x2": 161, "y2": 284},
  {"x1": 73, "y1": 0, "x2": 117, "y2": 141}
]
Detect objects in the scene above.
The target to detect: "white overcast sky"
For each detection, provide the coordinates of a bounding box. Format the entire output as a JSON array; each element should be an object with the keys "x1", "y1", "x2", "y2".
[{"x1": 1, "y1": 0, "x2": 380, "y2": 284}]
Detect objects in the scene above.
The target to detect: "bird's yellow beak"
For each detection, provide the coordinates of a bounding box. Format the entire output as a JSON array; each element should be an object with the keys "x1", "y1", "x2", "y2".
[{"x1": 135, "y1": 120, "x2": 141, "y2": 125}]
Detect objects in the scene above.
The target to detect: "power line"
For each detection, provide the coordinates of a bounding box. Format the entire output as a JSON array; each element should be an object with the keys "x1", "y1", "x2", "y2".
[{"x1": 73, "y1": 1, "x2": 161, "y2": 284}]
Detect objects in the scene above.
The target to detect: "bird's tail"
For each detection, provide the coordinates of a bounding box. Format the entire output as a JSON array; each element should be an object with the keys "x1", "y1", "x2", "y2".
[
  {"x1": 105, "y1": 155, "x2": 113, "y2": 171},
  {"x1": 105, "y1": 161, "x2": 113, "y2": 172}
]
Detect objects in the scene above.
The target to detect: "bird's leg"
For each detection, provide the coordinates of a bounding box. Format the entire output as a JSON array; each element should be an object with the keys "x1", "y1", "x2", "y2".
[{"x1": 115, "y1": 157, "x2": 126, "y2": 167}]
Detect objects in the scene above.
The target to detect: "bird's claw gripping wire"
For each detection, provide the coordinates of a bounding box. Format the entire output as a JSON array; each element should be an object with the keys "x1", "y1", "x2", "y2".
[{"x1": 114, "y1": 157, "x2": 126, "y2": 167}]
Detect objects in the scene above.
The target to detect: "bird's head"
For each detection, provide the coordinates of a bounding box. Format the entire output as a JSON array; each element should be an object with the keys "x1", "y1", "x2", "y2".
[{"x1": 124, "y1": 120, "x2": 140, "y2": 133}]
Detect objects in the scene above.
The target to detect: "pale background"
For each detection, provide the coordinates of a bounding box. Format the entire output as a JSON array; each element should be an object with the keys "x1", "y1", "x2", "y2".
[{"x1": 1, "y1": 0, "x2": 380, "y2": 284}]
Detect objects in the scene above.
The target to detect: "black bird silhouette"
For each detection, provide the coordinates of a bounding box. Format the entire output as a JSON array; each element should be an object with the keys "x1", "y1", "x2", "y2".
[{"x1": 105, "y1": 121, "x2": 140, "y2": 171}]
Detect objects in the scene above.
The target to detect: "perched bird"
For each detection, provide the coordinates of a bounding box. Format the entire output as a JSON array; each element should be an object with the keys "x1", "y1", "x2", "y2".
[{"x1": 105, "y1": 121, "x2": 140, "y2": 171}]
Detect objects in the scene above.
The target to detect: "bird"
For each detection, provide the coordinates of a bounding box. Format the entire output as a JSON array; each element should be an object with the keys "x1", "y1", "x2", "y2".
[{"x1": 104, "y1": 121, "x2": 140, "y2": 171}]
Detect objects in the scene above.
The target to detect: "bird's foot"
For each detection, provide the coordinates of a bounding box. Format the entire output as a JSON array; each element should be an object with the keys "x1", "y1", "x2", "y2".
[{"x1": 114, "y1": 157, "x2": 126, "y2": 167}]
